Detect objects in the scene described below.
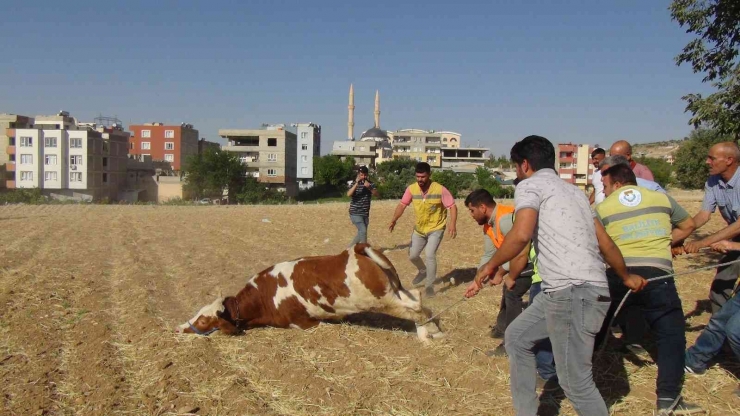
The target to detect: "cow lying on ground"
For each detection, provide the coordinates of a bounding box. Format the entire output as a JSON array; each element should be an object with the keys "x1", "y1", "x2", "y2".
[{"x1": 176, "y1": 244, "x2": 443, "y2": 342}]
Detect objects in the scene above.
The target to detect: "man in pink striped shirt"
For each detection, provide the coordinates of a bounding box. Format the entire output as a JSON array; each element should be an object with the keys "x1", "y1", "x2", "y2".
[{"x1": 609, "y1": 140, "x2": 654, "y2": 181}]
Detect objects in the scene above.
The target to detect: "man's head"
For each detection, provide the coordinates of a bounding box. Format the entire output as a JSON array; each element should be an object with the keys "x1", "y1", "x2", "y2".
[
  {"x1": 464, "y1": 189, "x2": 496, "y2": 225},
  {"x1": 358, "y1": 165, "x2": 369, "y2": 181},
  {"x1": 591, "y1": 148, "x2": 606, "y2": 170},
  {"x1": 415, "y1": 162, "x2": 432, "y2": 189},
  {"x1": 707, "y1": 142, "x2": 740, "y2": 176},
  {"x1": 598, "y1": 154, "x2": 630, "y2": 172},
  {"x1": 510, "y1": 135, "x2": 555, "y2": 180},
  {"x1": 609, "y1": 140, "x2": 634, "y2": 161},
  {"x1": 601, "y1": 164, "x2": 637, "y2": 197}
]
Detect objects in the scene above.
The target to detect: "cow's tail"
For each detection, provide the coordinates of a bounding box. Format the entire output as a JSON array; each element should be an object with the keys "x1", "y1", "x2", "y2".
[{"x1": 359, "y1": 245, "x2": 391, "y2": 270}]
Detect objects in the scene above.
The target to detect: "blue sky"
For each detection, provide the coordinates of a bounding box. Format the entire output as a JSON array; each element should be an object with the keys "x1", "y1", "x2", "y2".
[{"x1": 0, "y1": 0, "x2": 707, "y2": 155}]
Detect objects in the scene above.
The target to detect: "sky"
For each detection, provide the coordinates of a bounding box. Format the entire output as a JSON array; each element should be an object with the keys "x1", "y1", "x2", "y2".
[{"x1": 0, "y1": 0, "x2": 709, "y2": 155}]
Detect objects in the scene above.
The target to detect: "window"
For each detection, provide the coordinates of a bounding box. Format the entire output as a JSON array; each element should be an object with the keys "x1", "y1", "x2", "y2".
[
  {"x1": 239, "y1": 155, "x2": 249, "y2": 164},
  {"x1": 141, "y1": 130, "x2": 151, "y2": 138},
  {"x1": 267, "y1": 153, "x2": 277, "y2": 162},
  {"x1": 45, "y1": 137, "x2": 57, "y2": 148},
  {"x1": 70, "y1": 138, "x2": 82, "y2": 148},
  {"x1": 301, "y1": 144, "x2": 308, "y2": 151},
  {"x1": 70, "y1": 155, "x2": 83, "y2": 166},
  {"x1": 103, "y1": 173, "x2": 108, "y2": 183},
  {"x1": 102, "y1": 142, "x2": 109, "y2": 153},
  {"x1": 103, "y1": 157, "x2": 108, "y2": 167},
  {"x1": 268, "y1": 138, "x2": 277, "y2": 147},
  {"x1": 165, "y1": 130, "x2": 175, "y2": 138},
  {"x1": 45, "y1": 155, "x2": 57, "y2": 165},
  {"x1": 165, "y1": 142, "x2": 174, "y2": 150},
  {"x1": 129, "y1": 142, "x2": 134, "y2": 150},
  {"x1": 20, "y1": 171, "x2": 33, "y2": 181},
  {"x1": 301, "y1": 155, "x2": 308, "y2": 162},
  {"x1": 20, "y1": 137, "x2": 33, "y2": 147},
  {"x1": 164, "y1": 154, "x2": 174, "y2": 162},
  {"x1": 301, "y1": 132, "x2": 308, "y2": 139},
  {"x1": 267, "y1": 168, "x2": 277, "y2": 177},
  {"x1": 70, "y1": 172, "x2": 82, "y2": 182},
  {"x1": 20, "y1": 154, "x2": 33, "y2": 164},
  {"x1": 141, "y1": 142, "x2": 151, "y2": 150},
  {"x1": 44, "y1": 171, "x2": 57, "y2": 181},
  {"x1": 301, "y1": 167, "x2": 308, "y2": 175}
]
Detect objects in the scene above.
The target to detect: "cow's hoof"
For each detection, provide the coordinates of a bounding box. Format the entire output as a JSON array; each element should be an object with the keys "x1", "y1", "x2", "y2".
[{"x1": 416, "y1": 326, "x2": 433, "y2": 342}]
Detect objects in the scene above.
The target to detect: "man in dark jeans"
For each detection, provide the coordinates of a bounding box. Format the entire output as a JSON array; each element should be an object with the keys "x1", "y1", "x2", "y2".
[
  {"x1": 595, "y1": 164, "x2": 703, "y2": 415},
  {"x1": 464, "y1": 189, "x2": 533, "y2": 357}
]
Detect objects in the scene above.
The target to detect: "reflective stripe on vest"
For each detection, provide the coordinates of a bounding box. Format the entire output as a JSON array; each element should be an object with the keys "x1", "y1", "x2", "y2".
[
  {"x1": 483, "y1": 204, "x2": 516, "y2": 248},
  {"x1": 409, "y1": 182, "x2": 448, "y2": 236},
  {"x1": 529, "y1": 244, "x2": 542, "y2": 284},
  {"x1": 596, "y1": 186, "x2": 674, "y2": 271}
]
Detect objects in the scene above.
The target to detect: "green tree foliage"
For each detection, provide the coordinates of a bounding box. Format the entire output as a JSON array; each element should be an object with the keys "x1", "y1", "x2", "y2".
[
  {"x1": 474, "y1": 167, "x2": 514, "y2": 199},
  {"x1": 375, "y1": 158, "x2": 417, "y2": 199},
  {"x1": 430, "y1": 170, "x2": 475, "y2": 198},
  {"x1": 670, "y1": 0, "x2": 740, "y2": 139},
  {"x1": 313, "y1": 155, "x2": 356, "y2": 187},
  {"x1": 633, "y1": 157, "x2": 674, "y2": 189},
  {"x1": 183, "y1": 148, "x2": 245, "y2": 200},
  {"x1": 674, "y1": 128, "x2": 731, "y2": 189}
]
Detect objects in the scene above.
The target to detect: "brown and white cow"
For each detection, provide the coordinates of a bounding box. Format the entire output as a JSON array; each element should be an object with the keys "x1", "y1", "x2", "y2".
[{"x1": 176, "y1": 244, "x2": 443, "y2": 341}]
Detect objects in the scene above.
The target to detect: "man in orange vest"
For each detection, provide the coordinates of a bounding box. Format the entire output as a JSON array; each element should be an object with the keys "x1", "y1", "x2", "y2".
[{"x1": 464, "y1": 188, "x2": 534, "y2": 356}]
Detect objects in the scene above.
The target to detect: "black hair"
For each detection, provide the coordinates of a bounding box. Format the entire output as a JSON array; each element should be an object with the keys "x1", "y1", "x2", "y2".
[
  {"x1": 464, "y1": 189, "x2": 495, "y2": 208},
  {"x1": 415, "y1": 162, "x2": 431, "y2": 174},
  {"x1": 591, "y1": 148, "x2": 606, "y2": 158},
  {"x1": 601, "y1": 163, "x2": 637, "y2": 186},
  {"x1": 510, "y1": 135, "x2": 555, "y2": 171},
  {"x1": 358, "y1": 166, "x2": 369, "y2": 174}
]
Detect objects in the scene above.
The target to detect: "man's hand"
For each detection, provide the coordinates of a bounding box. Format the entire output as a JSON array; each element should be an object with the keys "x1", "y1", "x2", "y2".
[
  {"x1": 671, "y1": 246, "x2": 685, "y2": 257},
  {"x1": 355, "y1": 173, "x2": 362, "y2": 182},
  {"x1": 684, "y1": 240, "x2": 708, "y2": 254},
  {"x1": 623, "y1": 274, "x2": 647, "y2": 293},
  {"x1": 446, "y1": 225, "x2": 457, "y2": 239},
  {"x1": 363, "y1": 181, "x2": 372, "y2": 189},
  {"x1": 464, "y1": 281, "x2": 481, "y2": 298},
  {"x1": 388, "y1": 220, "x2": 396, "y2": 232},
  {"x1": 710, "y1": 240, "x2": 735, "y2": 253},
  {"x1": 504, "y1": 276, "x2": 516, "y2": 290}
]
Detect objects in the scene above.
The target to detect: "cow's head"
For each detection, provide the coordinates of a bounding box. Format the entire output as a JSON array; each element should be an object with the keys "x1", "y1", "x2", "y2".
[{"x1": 175, "y1": 296, "x2": 240, "y2": 335}]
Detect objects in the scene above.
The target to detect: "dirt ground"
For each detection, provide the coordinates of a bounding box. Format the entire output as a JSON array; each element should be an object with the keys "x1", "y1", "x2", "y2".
[{"x1": 1, "y1": 195, "x2": 739, "y2": 415}]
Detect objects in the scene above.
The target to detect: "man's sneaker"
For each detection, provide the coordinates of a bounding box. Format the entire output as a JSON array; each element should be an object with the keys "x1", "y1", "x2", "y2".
[
  {"x1": 655, "y1": 397, "x2": 706, "y2": 415},
  {"x1": 485, "y1": 343, "x2": 507, "y2": 357},
  {"x1": 536, "y1": 376, "x2": 561, "y2": 392},
  {"x1": 424, "y1": 286, "x2": 435, "y2": 299},
  {"x1": 412, "y1": 273, "x2": 427, "y2": 287},
  {"x1": 684, "y1": 365, "x2": 706, "y2": 375},
  {"x1": 490, "y1": 326, "x2": 505, "y2": 339}
]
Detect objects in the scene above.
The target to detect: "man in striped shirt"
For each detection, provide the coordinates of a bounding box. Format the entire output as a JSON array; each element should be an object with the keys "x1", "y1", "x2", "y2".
[{"x1": 347, "y1": 166, "x2": 379, "y2": 246}]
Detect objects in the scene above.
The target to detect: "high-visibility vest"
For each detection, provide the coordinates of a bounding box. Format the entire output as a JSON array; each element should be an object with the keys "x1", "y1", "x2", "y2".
[
  {"x1": 595, "y1": 185, "x2": 674, "y2": 271},
  {"x1": 529, "y1": 244, "x2": 542, "y2": 284},
  {"x1": 483, "y1": 205, "x2": 516, "y2": 249},
  {"x1": 409, "y1": 182, "x2": 449, "y2": 236}
]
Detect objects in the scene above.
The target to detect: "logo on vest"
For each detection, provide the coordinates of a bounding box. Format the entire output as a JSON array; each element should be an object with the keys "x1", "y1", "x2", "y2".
[{"x1": 618, "y1": 189, "x2": 642, "y2": 207}]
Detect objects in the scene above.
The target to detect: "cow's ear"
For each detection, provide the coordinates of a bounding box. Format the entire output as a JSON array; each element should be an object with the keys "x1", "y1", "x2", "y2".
[{"x1": 217, "y1": 317, "x2": 240, "y2": 335}]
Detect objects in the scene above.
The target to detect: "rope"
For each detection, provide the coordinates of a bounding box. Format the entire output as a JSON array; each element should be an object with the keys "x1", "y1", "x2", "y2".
[
  {"x1": 597, "y1": 257, "x2": 740, "y2": 353},
  {"x1": 416, "y1": 297, "x2": 467, "y2": 327}
]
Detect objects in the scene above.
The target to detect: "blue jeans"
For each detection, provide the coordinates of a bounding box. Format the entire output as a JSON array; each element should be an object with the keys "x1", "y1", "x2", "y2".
[
  {"x1": 349, "y1": 215, "x2": 369, "y2": 245},
  {"x1": 529, "y1": 282, "x2": 557, "y2": 381},
  {"x1": 686, "y1": 290, "x2": 740, "y2": 372},
  {"x1": 506, "y1": 283, "x2": 610, "y2": 416}
]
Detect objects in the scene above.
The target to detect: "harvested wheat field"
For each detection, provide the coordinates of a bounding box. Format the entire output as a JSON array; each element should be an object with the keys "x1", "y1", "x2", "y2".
[{"x1": 1, "y1": 197, "x2": 739, "y2": 415}]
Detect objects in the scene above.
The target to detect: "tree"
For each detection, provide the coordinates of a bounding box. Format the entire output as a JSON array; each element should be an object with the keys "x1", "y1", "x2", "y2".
[
  {"x1": 670, "y1": 0, "x2": 740, "y2": 139},
  {"x1": 474, "y1": 167, "x2": 514, "y2": 198},
  {"x1": 313, "y1": 155, "x2": 355, "y2": 188},
  {"x1": 183, "y1": 148, "x2": 245, "y2": 201},
  {"x1": 633, "y1": 157, "x2": 674, "y2": 189},
  {"x1": 375, "y1": 158, "x2": 417, "y2": 199},
  {"x1": 673, "y1": 128, "x2": 731, "y2": 188}
]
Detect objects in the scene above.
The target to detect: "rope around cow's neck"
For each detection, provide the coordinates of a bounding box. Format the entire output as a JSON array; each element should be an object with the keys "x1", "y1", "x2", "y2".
[
  {"x1": 597, "y1": 256, "x2": 740, "y2": 353},
  {"x1": 417, "y1": 297, "x2": 468, "y2": 327}
]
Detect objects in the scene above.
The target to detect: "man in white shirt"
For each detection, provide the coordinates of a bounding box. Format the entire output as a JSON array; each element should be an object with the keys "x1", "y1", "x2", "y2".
[{"x1": 589, "y1": 148, "x2": 606, "y2": 205}]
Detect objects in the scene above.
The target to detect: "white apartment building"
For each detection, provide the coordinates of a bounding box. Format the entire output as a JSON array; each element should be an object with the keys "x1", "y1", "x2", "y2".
[
  {"x1": 391, "y1": 129, "x2": 462, "y2": 167},
  {"x1": 7, "y1": 112, "x2": 129, "y2": 201},
  {"x1": 294, "y1": 123, "x2": 321, "y2": 190}
]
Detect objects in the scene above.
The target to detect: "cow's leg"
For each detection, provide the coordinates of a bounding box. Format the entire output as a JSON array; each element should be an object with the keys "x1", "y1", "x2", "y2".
[
  {"x1": 383, "y1": 288, "x2": 444, "y2": 341},
  {"x1": 289, "y1": 316, "x2": 321, "y2": 330}
]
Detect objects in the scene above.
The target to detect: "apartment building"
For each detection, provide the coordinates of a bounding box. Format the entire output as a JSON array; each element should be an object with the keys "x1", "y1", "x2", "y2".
[
  {"x1": 390, "y1": 129, "x2": 462, "y2": 167},
  {"x1": 557, "y1": 143, "x2": 595, "y2": 189},
  {"x1": 331, "y1": 140, "x2": 381, "y2": 168},
  {"x1": 294, "y1": 123, "x2": 321, "y2": 189},
  {"x1": 128, "y1": 122, "x2": 199, "y2": 171},
  {"x1": 7, "y1": 112, "x2": 129, "y2": 200},
  {"x1": 0, "y1": 113, "x2": 34, "y2": 189},
  {"x1": 441, "y1": 147, "x2": 490, "y2": 171},
  {"x1": 219, "y1": 124, "x2": 298, "y2": 197}
]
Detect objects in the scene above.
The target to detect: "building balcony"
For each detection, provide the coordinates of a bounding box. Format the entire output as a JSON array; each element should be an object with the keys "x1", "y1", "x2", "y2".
[
  {"x1": 6, "y1": 162, "x2": 15, "y2": 172},
  {"x1": 6, "y1": 128, "x2": 15, "y2": 138},
  {"x1": 6, "y1": 180, "x2": 15, "y2": 189},
  {"x1": 6, "y1": 145, "x2": 15, "y2": 155}
]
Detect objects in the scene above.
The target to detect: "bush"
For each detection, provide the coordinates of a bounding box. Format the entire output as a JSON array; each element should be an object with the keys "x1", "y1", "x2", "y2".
[
  {"x1": 0, "y1": 189, "x2": 47, "y2": 204},
  {"x1": 634, "y1": 157, "x2": 674, "y2": 189},
  {"x1": 674, "y1": 128, "x2": 731, "y2": 189}
]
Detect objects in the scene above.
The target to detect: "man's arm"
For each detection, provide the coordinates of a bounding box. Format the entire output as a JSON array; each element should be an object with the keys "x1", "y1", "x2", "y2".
[
  {"x1": 672, "y1": 218, "x2": 696, "y2": 246},
  {"x1": 594, "y1": 218, "x2": 647, "y2": 292},
  {"x1": 589, "y1": 189, "x2": 595, "y2": 205},
  {"x1": 687, "y1": 220, "x2": 740, "y2": 252},
  {"x1": 446, "y1": 204, "x2": 457, "y2": 239},
  {"x1": 692, "y1": 210, "x2": 712, "y2": 230},
  {"x1": 388, "y1": 203, "x2": 407, "y2": 232},
  {"x1": 347, "y1": 181, "x2": 359, "y2": 197}
]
